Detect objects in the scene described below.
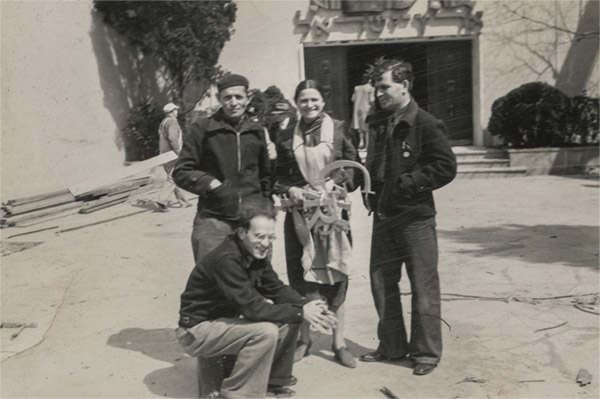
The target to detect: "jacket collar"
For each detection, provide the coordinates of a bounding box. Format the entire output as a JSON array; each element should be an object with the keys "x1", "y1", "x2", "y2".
[
  {"x1": 206, "y1": 108, "x2": 264, "y2": 133},
  {"x1": 393, "y1": 98, "x2": 418, "y2": 127},
  {"x1": 231, "y1": 234, "x2": 261, "y2": 269}
]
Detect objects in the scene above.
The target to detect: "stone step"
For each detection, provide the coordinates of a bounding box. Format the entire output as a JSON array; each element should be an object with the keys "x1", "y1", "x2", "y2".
[
  {"x1": 457, "y1": 166, "x2": 528, "y2": 179},
  {"x1": 453, "y1": 146, "x2": 508, "y2": 160},
  {"x1": 458, "y1": 159, "x2": 510, "y2": 168}
]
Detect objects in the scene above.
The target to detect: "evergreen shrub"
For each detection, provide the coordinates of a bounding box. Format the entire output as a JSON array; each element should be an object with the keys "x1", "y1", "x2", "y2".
[
  {"x1": 488, "y1": 82, "x2": 573, "y2": 148},
  {"x1": 122, "y1": 101, "x2": 163, "y2": 161}
]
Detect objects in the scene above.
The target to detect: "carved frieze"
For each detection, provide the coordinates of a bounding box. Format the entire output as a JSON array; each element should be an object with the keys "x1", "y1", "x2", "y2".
[{"x1": 296, "y1": 0, "x2": 483, "y2": 38}]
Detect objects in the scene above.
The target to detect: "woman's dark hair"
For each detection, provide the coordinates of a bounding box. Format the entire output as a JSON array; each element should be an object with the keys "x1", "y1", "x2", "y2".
[{"x1": 294, "y1": 79, "x2": 325, "y2": 102}]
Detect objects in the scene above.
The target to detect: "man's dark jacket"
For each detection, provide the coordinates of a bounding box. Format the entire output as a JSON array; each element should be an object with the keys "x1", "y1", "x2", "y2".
[
  {"x1": 365, "y1": 99, "x2": 457, "y2": 221},
  {"x1": 173, "y1": 109, "x2": 272, "y2": 220},
  {"x1": 179, "y1": 235, "x2": 306, "y2": 328}
]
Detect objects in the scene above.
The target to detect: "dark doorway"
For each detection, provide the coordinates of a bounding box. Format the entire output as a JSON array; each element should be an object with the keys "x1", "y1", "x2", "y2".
[{"x1": 304, "y1": 39, "x2": 473, "y2": 144}]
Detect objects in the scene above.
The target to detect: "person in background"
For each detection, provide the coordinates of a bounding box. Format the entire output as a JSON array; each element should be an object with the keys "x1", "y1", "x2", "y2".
[
  {"x1": 360, "y1": 58, "x2": 457, "y2": 376},
  {"x1": 154, "y1": 102, "x2": 190, "y2": 212},
  {"x1": 273, "y1": 79, "x2": 359, "y2": 369},
  {"x1": 351, "y1": 77, "x2": 375, "y2": 150},
  {"x1": 177, "y1": 200, "x2": 337, "y2": 398}
]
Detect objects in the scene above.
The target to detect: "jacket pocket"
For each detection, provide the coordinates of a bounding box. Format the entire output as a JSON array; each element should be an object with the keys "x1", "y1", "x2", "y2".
[{"x1": 204, "y1": 181, "x2": 239, "y2": 218}]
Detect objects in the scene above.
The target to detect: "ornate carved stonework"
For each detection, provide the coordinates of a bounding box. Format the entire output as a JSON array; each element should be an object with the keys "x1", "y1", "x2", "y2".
[{"x1": 295, "y1": 0, "x2": 482, "y2": 38}]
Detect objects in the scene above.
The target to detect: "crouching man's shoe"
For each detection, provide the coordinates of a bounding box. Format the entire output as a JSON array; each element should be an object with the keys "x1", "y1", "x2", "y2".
[{"x1": 413, "y1": 363, "x2": 437, "y2": 376}]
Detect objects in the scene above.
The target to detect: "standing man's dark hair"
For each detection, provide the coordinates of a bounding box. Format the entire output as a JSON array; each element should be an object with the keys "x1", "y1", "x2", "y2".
[
  {"x1": 375, "y1": 59, "x2": 414, "y2": 89},
  {"x1": 360, "y1": 57, "x2": 457, "y2": 376}
]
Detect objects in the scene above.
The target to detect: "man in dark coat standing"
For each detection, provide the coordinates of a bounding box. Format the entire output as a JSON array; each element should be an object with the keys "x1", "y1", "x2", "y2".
[
  {"x1": 360, "y1": 59, "x2": 457, "y2": 376},
  {"x1": 173, "y1": 73, "x2": 272, "y2": 264}
]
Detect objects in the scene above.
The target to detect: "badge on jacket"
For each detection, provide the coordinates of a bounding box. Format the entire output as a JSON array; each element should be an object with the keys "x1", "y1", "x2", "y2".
[{"x1": 401, "y1": 141, "x2": 412, "y2": 158}]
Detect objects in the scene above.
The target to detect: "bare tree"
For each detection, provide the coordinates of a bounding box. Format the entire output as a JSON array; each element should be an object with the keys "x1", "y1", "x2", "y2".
[{"x1": 482, "y1": 0, "x2": 599, "y2": 95}]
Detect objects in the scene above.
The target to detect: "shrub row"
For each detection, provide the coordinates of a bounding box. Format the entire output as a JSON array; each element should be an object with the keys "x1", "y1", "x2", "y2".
[{"x1": 488, "y1": 82, "x2": 598, "y2": 148}]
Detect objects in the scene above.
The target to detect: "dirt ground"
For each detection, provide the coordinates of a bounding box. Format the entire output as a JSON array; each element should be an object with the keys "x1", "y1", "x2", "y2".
[{"x1": 1, "y1": 174, "x2": 598, "y2": 398}]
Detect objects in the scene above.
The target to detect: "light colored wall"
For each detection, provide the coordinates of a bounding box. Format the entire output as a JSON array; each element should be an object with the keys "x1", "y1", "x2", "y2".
[
  {"x1": 1, "y1": 1, "x2": 130, "y2": 199},
  {"x1": 218, "y1": 0, "x2": 307, "y2": 101}
]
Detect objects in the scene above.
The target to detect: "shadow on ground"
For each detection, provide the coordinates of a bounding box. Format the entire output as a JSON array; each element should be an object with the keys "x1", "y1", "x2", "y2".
[
  {"x1": 300, "y1": 333, "x2": 387, "y2": 368},
  {"x1": 438, "y1": 224, "x2": 599, "y2": 269},
  {"x1": 107, "y1": 328, "x2": 197, "y2": 398},
  {"x1": 107, "y1": 327, "x2": 378, "y2": 397}
]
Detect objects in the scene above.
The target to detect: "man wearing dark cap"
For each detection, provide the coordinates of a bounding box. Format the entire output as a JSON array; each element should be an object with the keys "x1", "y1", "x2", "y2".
[
  {"x1": 174, "y1": 73, "x2": 272, "y2": 263},
  {"x1": 173, "y1": 74, "x2": 273, "y2": 397}
]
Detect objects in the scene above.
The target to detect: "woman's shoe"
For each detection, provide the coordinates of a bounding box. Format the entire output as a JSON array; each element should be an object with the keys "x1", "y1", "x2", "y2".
[
  {"x1": 332, "y1": 345, "x2": 356, "y2": 368},
  {"x1": 293, "y1": 340, "x2": 311, "y2": 363}
]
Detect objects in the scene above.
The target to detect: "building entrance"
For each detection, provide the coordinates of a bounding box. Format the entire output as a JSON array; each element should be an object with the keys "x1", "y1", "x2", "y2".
[{"x1": 304, "y1": 39, "x2": 473, "y2": 145}]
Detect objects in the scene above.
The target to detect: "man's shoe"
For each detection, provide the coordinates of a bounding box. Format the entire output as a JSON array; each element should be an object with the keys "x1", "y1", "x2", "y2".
[
  {"x1": 332, "y1": 346, "x2": 356, "y2": 368},
  {"x1": 267, "y1": 386, "x2": 295, "y2": 398},
  {"x1": 360, "y1": 350, "x2": 393, "y2": 362},
  {"x1": 413, "y1": 363, "x2": 437, "y2": 376}
]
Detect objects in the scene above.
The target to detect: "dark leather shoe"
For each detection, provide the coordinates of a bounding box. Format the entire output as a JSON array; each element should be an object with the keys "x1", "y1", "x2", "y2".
[
  {"x1": 413, "y1": 363, "x2": 437, "y2": 375},
  {"x1": 360, "y1": 350, "x2": 393, "y2": 362},
  {"x1": 267, "y1": 386, "x2": 295, "y2": 398}
]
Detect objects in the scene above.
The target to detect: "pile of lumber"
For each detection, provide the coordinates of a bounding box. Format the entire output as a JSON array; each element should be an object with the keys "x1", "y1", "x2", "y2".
[
  {"x1": 1, "y1": 151, "x2": 178, "y2": 229},
  {"x1": 1, "y1": 178, "x2": 150, "y2": 228}
]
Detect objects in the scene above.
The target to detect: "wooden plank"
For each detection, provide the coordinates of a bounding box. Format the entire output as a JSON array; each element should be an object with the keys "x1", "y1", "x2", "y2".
[
  {"x1": 57, "y1": 209, "x2": 150, "y2": 233},
  {"x1": 75, "y1": 176, "x2": 150, "y2": 199},
  {"x1": 68, "y1": 151, "x2": 177, "y2": 197},
  {"x1": 2, "y1": 188, "x2": 71, "y2": 207},
  {"x1": 2, "y1": 192, "x2": 76, "y2": 216},
  {"x1": 79, "y1": 193, "x2": 130, "y2": 214},
  {"x1": 79, "y1": 197, "x2": 128, "y2": 214},
  {"x1": 11, "y1": 208, "x2": 79, "y2": 228},
  {"x1": 5, "y1": 202, "x2": 82, "y2": 226}
]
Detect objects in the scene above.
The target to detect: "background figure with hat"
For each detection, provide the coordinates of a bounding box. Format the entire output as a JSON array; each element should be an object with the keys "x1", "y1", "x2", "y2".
[
  {"x1": 173, "y1": 73, "x2": 273, "y2": 397},
  {"x1": 155, "y1": 102, "x2": 190, "y2": 212}
]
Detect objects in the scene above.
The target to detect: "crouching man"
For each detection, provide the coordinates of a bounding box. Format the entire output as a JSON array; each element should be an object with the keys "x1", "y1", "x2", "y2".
[{"x1": 176, "y1": 200, "x2": 337, "y2": 399}]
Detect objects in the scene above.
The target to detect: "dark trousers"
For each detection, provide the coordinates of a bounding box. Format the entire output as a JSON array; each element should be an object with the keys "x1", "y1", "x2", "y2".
[{"x1": 369, "y1": 215, "x2": 442, "y2": 364}]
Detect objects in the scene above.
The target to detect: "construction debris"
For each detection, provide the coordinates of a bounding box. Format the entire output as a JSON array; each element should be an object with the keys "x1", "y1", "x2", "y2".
[
  {"x1": 576, "y1": 369, "x2": 592, "y2": 387},
  {"x1": 1, "y1": 242, "x2": 44, "y2": 257},
  {"x1": 0, "y1": 322, "x2": 38, "y2": 340},
  {"x1": 68, "y1": 151, "x2": 176, "y2": 196},
  {"x1": 380, "y1": 386, "x2": 399, "y2": 399},
  {"x1": 534, "y1": 321, "x2": 567, "y2": 333},
  {"x1": 456, "y1": 377, "x2": 487, "y2": 384},
  {"x1": 79, "y1": 193, "x2": 131, "y2": 214},
  {"x1": 1, "y1": 175, "x2": 153, "y2": 228}
]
